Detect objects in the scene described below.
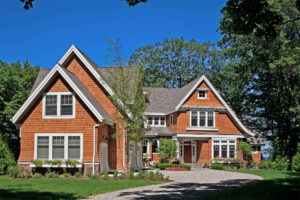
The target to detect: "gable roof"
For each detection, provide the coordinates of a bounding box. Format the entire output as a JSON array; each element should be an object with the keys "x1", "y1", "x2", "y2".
[{"x1": 11, "y1": 64, "x2": 113, "y2": 125}]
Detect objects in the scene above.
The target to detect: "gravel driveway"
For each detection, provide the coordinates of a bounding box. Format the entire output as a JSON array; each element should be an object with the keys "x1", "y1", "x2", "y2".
[{"x1": 83, "y1": 168, "x2": 262, "y2": 200}]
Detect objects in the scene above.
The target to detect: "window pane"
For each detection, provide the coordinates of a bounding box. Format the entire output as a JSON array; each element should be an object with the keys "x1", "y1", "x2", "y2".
[
  {"x1": 68, "y1": 136, "x2": 80, "y2": 159},
  {"x1": 152, "y1": 140, "x2": 158, "y2": 153},
  {"x1": 53, "y1": 136, "x2": 64, "y2": 159},
  {"x1": 222, "y1": 145, "x2": 227, "y2": 158},
  {"x1": 160, "y1": 117, "x2": 165, "y2": 126},
  {"x1": 143, "y1": 141, "x2": 148, "y2": 154},
  {"x1": 154, "y1": 117, "x2": 159, "y2": 125},
  {"x1": 170, "y1": 115, "x2": 173, "y2": 125},
  {"x1": 61, "y1": 95, "x2": 73, "y2": 115},
  {"x1": 37, "y1": 136, "x2": 49, "y2": 159},
  {"x1": 45, "y1": 95, "x2": 57, "y2": 116},
  {"x1": 148, "y1": 117, "x2": 153, "y2": 125},
  {"x1": 191, "y1": 111, "x2": 198, "y2": 126},
  {"x1": 199, "y1": 111, "x2": 206, "y2": 126},
  {"x1": 207, "y1": 112, "x2": 214, "y2": 127},
  {"x1": 214, "y1": 145, "x2": 219, "y2": 158},
  {"x1": 198, "y1": 91, "x2": 206, "y2": 98},
  {"x1": 229, "y1": 145, "x2": 235, "y2": 158}
]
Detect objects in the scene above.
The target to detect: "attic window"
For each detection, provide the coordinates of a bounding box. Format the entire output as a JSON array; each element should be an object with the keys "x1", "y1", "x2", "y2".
[{"x1": 197, "y1": 89, "x2": 208, "y2": 99}]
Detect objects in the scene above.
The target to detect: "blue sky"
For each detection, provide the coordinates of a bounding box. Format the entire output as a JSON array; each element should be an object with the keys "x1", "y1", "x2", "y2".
[{"x1": 0, "y1": 0, "x2": 226, "y2": 68}]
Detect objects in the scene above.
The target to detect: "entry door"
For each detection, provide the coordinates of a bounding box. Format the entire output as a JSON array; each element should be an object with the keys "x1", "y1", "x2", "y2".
[{"x1": 184, "y1": 145, "x2": 192, "y2": 163}]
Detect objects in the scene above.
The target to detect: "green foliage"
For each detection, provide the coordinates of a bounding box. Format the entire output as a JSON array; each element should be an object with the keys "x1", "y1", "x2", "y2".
[
  {"x1": 272, "y1": 157, "x2": 288, "y2": 170},
  {"x1": 113, "y1": 170, "x2": 118, "y2": 179},
  {"x1": 154, "y1": 163, "x2": 191, "y2": 170},
  {"x1": 51, "y1": 160, "x2": 61, "y2": 166},
  {"x1": 25, "y1": 173, "x2": 32, "y2": 178},
  {"x1": 47, "y1": 172, "x2": 59, "y2": 178},
  {"x1": 90, "y1": 174, "x2": 99, "y2": 180},
  {"x1": 259, "y1": 160, "x2": 270, "y2": 170},
  {"x1": 103, "y1": 171, "x2": 109, "y2": 180},
  {"x1": 292, "y1": 153, "x2": 300, "y2": 171},
  {"x1": 7, "y1": 165, "x2": 19, "y2": 178},
  {"x1": 136, "y1": 170, "x2": 147, "y2": 179},
  {"x1": 63, "y1": 173, "x2": 71, "y2": 178},
  {"x1": 129, "y1": 170, "x2": 135, "y2": 179},
  {"x1": 86, "y1": 172, "x2": 92, "y2": 178},
  {"x1": 0, "y1": 136, "x2": 16, "y2": 174},
  {"x1": 119, "y1": 172, "x2": 125, "y2": 179},
  {"x1": 211, "y1": 163, "x2": 225, "y2": 170},
  {"x1": 155, "y1": 170, "x2": 164, "y2": 179},
  {"x1": 157, "y1": 139, "x2": 177, "y2": 163},
  {"x1": 74, "y1": 172, "x2": 82, "y2": 177},
  {"x1": 33, "y1": 173, "x2": 42, "y2": 178},
  {"x1": 32, "y1": 159, "x2": 43, "y2": 167},
  {"x1": 147, "y1": 171, "x2": 155, "y2": 180}
]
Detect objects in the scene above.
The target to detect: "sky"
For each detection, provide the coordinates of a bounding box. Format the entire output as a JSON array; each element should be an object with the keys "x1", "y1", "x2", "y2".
[{"x1": 0, "y1": 0, "x2": 226, "y2": 68}]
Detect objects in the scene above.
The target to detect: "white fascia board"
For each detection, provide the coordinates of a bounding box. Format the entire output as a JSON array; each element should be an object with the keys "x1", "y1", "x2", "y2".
[
  {"x1": 176, "y1": 133, "x2": 245, "y2": 139},
  {"x1": 143, "y1": 112, "x2": 166, "y2": 116},
  {"x1": 174, "y1": 75, "x2": 255, "y2": 137},
  {"x1": 58, "y1": 45, "x2": 133, "y2": 120}
]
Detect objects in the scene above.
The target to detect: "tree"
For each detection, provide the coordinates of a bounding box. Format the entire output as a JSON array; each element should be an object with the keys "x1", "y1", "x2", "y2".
[
  {"x1": 103, "y1": 38, "x2": 149, "y2": 170},
  {"x1": 219, "y1": 0, "x2": 300, "y2": 167},
  {"x1": 237, "y1": 141, "x2": 253, "y2": 166},
  {"x1": 0, "y1": 60, "x2": 39, "y2": 158},
  {"x1": 130, "y1": 38, "x2": 225, "y2": 88},
  {"x1": 157, "y1": 139, "x2": 177, "y2": 163},
  {"x1": 0, "y1": 135, "x2": 16, "y2": 175}
]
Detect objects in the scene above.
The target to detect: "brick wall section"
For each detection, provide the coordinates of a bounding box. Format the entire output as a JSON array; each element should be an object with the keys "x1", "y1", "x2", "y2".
[
  {"x1": 19, "y1": 76, "x2": 105, "y2": 164},
  {"x1": 252, "y1": 147, "x2": 262, "y2": 163}
]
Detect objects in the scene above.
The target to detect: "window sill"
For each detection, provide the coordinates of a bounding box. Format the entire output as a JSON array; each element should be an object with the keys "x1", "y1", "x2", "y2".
[
  {"x1": 30, "y1": 163, "x2": 83, "y2": 168},
  {"x1": 42, "y1": 116, "x2": 75, "y2": 119},
  {"x1": 186, "y1": 127, "x2": 218, "y2": 131},
  {"x1": 197, "y1": 97, "x2": 209, "y2": 100}
]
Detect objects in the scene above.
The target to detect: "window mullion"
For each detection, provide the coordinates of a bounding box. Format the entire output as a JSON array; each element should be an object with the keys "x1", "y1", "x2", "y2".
[
  {"x1": 205, "y1": 112, "x2": 208, "y2": 127},
  {"x1": 49, "y1": 136, "x2": 53, "y2": 160},
  {"x1": 197, "y1": 111, "x2": 199, "y2": 127},
  {"x1": 65, "y1": 136, "x2": 68, "y2": 160},
  {"x1": 58, "y1": 94, "x2": 61, "y2": 117}
]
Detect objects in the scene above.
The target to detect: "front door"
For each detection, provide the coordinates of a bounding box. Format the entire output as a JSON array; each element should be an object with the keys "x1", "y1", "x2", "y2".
[{"x1": 184, "y1": 145, "x2": 192, "y2": 163}]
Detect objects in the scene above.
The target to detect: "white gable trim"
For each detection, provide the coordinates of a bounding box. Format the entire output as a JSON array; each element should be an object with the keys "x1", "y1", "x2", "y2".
[
  {"x1": 175, "y1": 75, "x2": 255, "y2": 137},
  {"x1": 11, "y1": 64, "x2": 113, "y2": 125},
  {"x1": 58, "y1": 45, "x2": 133, "y2": 119}
]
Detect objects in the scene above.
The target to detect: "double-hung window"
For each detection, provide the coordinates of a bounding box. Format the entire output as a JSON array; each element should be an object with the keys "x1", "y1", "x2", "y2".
[
  {"x1": 43, "y1": 92, "x2": 75, "y2": 118},
  {"x1": 152, "y1": 140, "x2": 160, "y2": 153},
  {"x1": 190, "y1": 111, "x2": 215, "y2": 128},
  {"x1": 35, "y1": 134, "x2": 82, "y2": 161},
  {"x1": 213, "y1": 140, "x2": 236, "y2": 159},
  {"x1": 143, "y1": 140, "x2": 149, "y2": 155},
  {"x1": 147, "y1": 116, "x2": 166, "y2": 127}
]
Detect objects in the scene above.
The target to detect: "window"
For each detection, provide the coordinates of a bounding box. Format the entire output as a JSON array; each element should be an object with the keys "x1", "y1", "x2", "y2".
[
  {"x1": 68, "y1": 136, "x2": 80, "y2": 159},
  {"x1": 147, "y1": 116, "x2": 166, "y2": 127},
  {"x1": 190, "y1": 111, "x2": 215, "y2": 127},
  {"x1": 53, "y1": 136, "x2": 64, "y2": 159},
  {"x1": 152, "y1": 140, "x2": 159, "y2": 153},
  {"x1": 143, "y1": 140, "x2": 149, "y2": 154},
  {"x1": 198, "y1": 90, "x2": 207, "y2": 98},
  {"x1": 43, "y1": 93, "x2": 75, "y2": 118},
  {"x1": 37, "y1": 136, "x2": 49, "y2": 159},
  {"x1": 170, "y1": 114, "x2": 173, "y2": 125},
  {"x1": 35, "y1": 134, "x2": 82, "y2": 161},
  {"x1": 213, "y1": 140, "x2": 236, "y2": 159}
]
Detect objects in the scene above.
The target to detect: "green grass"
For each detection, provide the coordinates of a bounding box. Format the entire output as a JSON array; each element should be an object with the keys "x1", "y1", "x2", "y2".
[
  {"x1": 199, "y1": 169, "x2": 300, "y2": 200},
  {"x1": 0, "y1": 176, "x2": 162, "y2": 200}
]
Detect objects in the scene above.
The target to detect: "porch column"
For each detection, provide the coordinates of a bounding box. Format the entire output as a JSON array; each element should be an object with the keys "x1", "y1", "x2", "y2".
[{"x1": 172, "y1": 136, "x2": 179, "y2": 159}]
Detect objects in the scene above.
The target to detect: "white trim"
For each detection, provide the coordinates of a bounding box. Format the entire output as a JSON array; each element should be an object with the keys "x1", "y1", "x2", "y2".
[
  {"x1": 146, "y1": 116, "x2": 166, "y2": 127},
  {"x1": 34, "y1": 133, "x2": 83, "y2": 162},
  {"x1": 179, "y1": 140, "x2": 197, "y2": 163},
  {"x1": 58, "y1": 45, "x2": 133, "y2": 120},
  {"x1": 176, "y1": 133, "x2": 244, "y2": 139},
  {"x1": 142, "y1": 139, "x2": 150, "y2": 156},
  {"x1": 189, "y1": 110, "x2": 216, "y2": 129},
  {"x1": 42, "y1": 92, "x2": 76, "y2": 119},
  {"x1": 186, "y1": 127, "x2": 219, "y2": 131},
  {"x1": 11, "y1": 64, "x2": 113, "y2": 125},
  {"x1": 197, "y1": 89, "x2": 208, "y2": 99},
  {"x1": 211, "y1": 138, "x2": 237, "y2": 160},
  {"x1": 143, "y1": 112, "x2": 166, "y2": 116},
  {"x1": 175, "y1": 75, "x2": 255, "y2": 137}
]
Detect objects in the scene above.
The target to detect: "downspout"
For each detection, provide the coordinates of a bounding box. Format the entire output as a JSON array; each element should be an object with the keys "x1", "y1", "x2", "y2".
[{"x1": 93, "y1": 120, "x2": 105, "y2": 175}]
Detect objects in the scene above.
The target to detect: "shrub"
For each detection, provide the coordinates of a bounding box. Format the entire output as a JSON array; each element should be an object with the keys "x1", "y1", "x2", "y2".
[
  {"x1": 113, "y1": 170, "x2": 118, "y2": 179},
  {"x1": 211, "y1": 163, "x2": 225, "y2": 170},
  {"x1": 103, "y1": 171, "x2": 109, "y2": 180},
  {"x1": 154, "y1": 163, "x2": 191, "y2": 170},
  {"x1": 90, "y1": 174, "x2": 99, "y2": 180},
  {"x1": 7, "y1": 165, "x2": 19, "y2": 178},
  {"x1": 86, "y1": 172, "x2": 92, "y2": 178},
  {"x1": 272, "y1": 157, "x2": 288, "y2": 170},
  {"x1": 63, "y1": 173, "x2": 71, "y2": 177},
  {"x1": 203, "y1": 162, "x2": 209, "y2": 168},
  {"x1": 259, "y1": 160, "x2": 269, "y2": 169},
  {"x1": 75, "y1": 172, "x2": 82, "y2": 177},
  {"x1": 119, "y1": 172, "x2": 125, "y2": 179},
  {"x1": 70, "y1": 160, "x2": 78, "y2": 168},
  {"x1": 25, "y1": 173, "x2": 32, "y2": 178},
  {"x1": 51, "y1": 160, "x2": 62, "y2": 166},
  {"x1": 34, "y1": 173, "x2": 42, "y2": 178},
  {"x1": 155, "y1": 171, "x2": 164, "y2": 179},
  {"x1": 136, "y1": 170, "x2": 147, "y2": 179},
  {"x1": 292, "y1": 153, "x2": 300, "y2": 171},
  {"x1": 48, "y1": 172, "x2": 58, "y2": 178},
  {"x1": 147, "y1": 171, "x2": 155, "y2": 180},
  {"x1": 32, "y1": 159, "x2": 43, "y2": 168},
  {"x1": 0, "y1": 137, "x2": 16, "y2": 175},
  {"x1": 165, "y1": 167, "x2": 189, "y2": 171},
  {"x1": 129, "y1": 170, "x2": 135, "y2": 179},
  {"x1": 157, "y1": 139, "x2": 178, "y2": 163}
]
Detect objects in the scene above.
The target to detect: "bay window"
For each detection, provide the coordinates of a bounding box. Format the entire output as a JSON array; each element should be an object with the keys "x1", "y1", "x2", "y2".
[{"x1": 213, "y1": 140, "x2": 236, "y2": 159}]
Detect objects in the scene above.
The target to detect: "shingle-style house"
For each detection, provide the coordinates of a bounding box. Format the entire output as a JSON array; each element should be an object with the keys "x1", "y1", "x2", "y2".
[{"x1": 12, "y1": 45, "x2": 264, "y2": 174}]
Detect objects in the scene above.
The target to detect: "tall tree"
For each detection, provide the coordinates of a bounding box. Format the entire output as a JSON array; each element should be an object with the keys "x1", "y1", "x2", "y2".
[
  {"x1": 129, "y1": 38, "x2": 225, "y2": 88},
  {"x1": 219, "y1": 0, "x2": 300, "y2": 165},
  {"x1": 0, "y1": 60, "x2": 39, "y2": 157}
]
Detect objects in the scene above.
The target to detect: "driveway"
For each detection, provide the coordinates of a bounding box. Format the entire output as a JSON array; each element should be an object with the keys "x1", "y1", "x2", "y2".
[{"x1": 83, "y1": 168, "x2": 262, "y2": 200}]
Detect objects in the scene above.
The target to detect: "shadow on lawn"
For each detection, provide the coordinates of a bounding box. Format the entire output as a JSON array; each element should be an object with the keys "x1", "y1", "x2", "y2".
[
  {"x1": 116, "y1": 179, "x2": 259, "y2": 200},
  {"x1": 0, "y1": 189, "x2": 77, "y2": 200}
]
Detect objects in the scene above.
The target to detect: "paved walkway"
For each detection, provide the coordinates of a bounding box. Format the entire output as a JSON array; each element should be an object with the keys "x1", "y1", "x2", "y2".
[{"x1": 83, "y1": 169, "x2": 262, "y2": 200}]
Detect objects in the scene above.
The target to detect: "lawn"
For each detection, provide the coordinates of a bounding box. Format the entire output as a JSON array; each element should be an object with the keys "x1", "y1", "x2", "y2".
[
  {"x1": 0, "y1": 176, "x2": 162, "y2": 200},
  {"x1": 200, "y1": 169, "x2": 300, "y2": 200}
]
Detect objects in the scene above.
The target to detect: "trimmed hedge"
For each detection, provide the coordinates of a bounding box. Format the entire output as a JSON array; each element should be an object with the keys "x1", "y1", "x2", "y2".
[
  {"x1": 211, "y1": 163, "x2": 225, "y2": 170},
  {"x1": 154, "y1": 163, "x2": 191, "y2": 170}
]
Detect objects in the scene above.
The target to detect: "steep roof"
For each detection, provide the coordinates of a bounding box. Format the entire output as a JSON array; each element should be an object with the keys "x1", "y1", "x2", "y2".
[{"x1": 144, "y1": 127, "x2": 174, "y2": 138}]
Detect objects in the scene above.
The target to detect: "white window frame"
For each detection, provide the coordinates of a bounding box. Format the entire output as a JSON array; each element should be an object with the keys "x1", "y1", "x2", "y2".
[
  {"x1": 34, "y1": 133, "x2": 83, "y2": 162},
  {"x1": 170, "y1": 114, "x2": 174, "y2": 125},
  {"x1": 197, "y1": 88, "x2": 209, "y2": 99},
  {"x1": 43, "y1": 92, "x2": 76, "y2": 119},
  {"x1": 147, "y1": 116, "x2": 166, "y2": 127},
  {"x1": 187, "y1": 111, "x2": 217, "y2": 131},
  {"x1": 143, "y1": 140, "x2": 150, "y2": 155},
  {"x1": 212, "y1": 139, "x2": 236, "y2": 160}
]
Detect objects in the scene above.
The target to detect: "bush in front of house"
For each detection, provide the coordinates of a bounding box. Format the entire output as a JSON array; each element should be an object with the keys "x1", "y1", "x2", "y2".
[
  {"x1": 103, "y1": 171, "x2": 109, "y2": 180},
  {"x1": 154, "y1": 163, "x2": 191, "y2": 170},
  {"x1": 0, "y1": 136, "x2": 16, "y2": 175},
  {"x1": 272, "y1": 157, "x2": 288, "y2": 170},
  {"x1": 211, "y1": 163, "x2": 225, "y2": 170},
  {"x1": 165, "y1": 167, "x2": 189, "y2": 171},
  {"x1": 292, "y1": 153, "x2": 300, "y2": 171},
  {"x1": 157, "y1": 139, "x2": 178, "y2": 163},
  {"x1": 47, "y1": 172, "x2": 59, "y2": 178},
  {"x1": 75, "y1": 172, "x2": 82, "y2": 177},
  {"x1": 7, "y1": 165, "x2": 20, "y2": 178},
  {"x1": 63, "y1": 173, "x2": 71, "y2": 177},
  {"x1": 34, "y1": 173, "x2": 42, "y2": 178}
]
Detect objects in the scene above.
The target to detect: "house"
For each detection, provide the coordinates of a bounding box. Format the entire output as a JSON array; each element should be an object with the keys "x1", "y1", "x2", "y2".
[{"x1": 12, "y1": 45, "x2": 264, "y2": 174}]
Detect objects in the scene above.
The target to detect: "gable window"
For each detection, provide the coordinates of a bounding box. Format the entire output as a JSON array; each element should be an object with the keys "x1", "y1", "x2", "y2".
[
  {"x1": 147, "y1": 116, "x2": 166, "y2": 127},
  {"x1": 198, "y1": 91, "x2": 207, "y2": 99},
  {"x1": 43, "y1": 92, "x2": 75, "y2": 119},
  {"x1": 190, "y1": 111, "x2": 215, "y2": 127},
  {"x1": 213, "y1": 140, "x2": 236, "y2": 159},
  {"x1": 170, "y1": 114, "x2": 173, "y2": 125},
  {"x1": 35, "y1": 134, "x2": 82, "y2": 161}
]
